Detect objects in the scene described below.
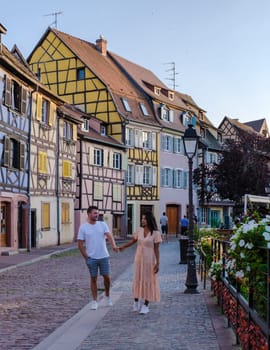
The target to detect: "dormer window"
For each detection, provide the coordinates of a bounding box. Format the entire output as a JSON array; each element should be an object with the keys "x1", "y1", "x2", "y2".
[
  {"x1": 101, "y1": 125, "x2": 106, "y2": 136},
  {"x1": 82, "y1": 119, "x2": 89, "y2": 131},
  {"x1": 139, "y1": 102, "x2": 149, "y2": 116},
  {"x1": 154, "y1": 87, "x2": 161, "y2": 96},
  {"x1": 121, "y1": 97, "x2": 131, "y2": 112},
  {"x1": 168, "y1": 91, "x2": 174, "y2": 100}
]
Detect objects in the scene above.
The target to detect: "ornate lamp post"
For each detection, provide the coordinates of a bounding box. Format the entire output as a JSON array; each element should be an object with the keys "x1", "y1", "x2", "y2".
[{"x1": 183, "y1": 123, "x2": 199, "y2": 294}]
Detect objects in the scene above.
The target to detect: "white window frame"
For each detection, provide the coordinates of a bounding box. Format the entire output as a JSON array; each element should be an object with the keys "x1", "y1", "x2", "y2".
[
  {"x1": 139, "y1": 102, "x2": 149, "y2": 116},
  {"x1": 113, "y1": 153, "x2": 121, "y2": 169},
  {"x1": 121, "y1": 97, "x2": 131, "y2": 112},
  {"x1": 126, "y1": 127, "x2": 134, "y2": 147},
  {"x1": 127, "y1": 164, "x2": 135, "y2": 185},
  {"x1": 94, "y1": 148, "x2": 103, "y2": 166}
]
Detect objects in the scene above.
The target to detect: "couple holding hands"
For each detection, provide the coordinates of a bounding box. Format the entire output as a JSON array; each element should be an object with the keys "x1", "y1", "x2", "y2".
[{"x1": 77, "y1": 206, "x2": 162, "y2": 314}]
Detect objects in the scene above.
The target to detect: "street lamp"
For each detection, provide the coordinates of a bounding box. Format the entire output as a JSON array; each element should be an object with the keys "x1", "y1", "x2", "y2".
[{"x1": 183, "y1": 123, "x2": 199, "y2": 294}]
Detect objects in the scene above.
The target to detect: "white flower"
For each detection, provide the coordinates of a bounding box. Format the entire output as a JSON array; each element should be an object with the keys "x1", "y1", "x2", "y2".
[
  {"x1": 235, "y1": 270, "x2": 244, "y2": 279},
  {"x1": 246, "y1": 265, "x2": 251, "y2": 272},
  {"x1": 263, "y1": 232, "x2": 270, "y2": 241},
  {"x1": 230, "y1": 243, "x2": 236, "y2": 251},
  {"x1": 245, "y1": 242, "x2": 253, "y2": 249},
  {"x1": 240, "y1": 252, "x2": 245, "y2": 258},
  {"x1": 239, "y1": 239, "x2": 245, "y2": 247}
]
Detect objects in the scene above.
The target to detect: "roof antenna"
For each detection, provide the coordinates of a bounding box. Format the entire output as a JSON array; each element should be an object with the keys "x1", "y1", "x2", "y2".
[
  {"x1": 163, "y1": 62, "x2": 179, "y2": 90},
  {"x1": 44, "y1": 11, "x2": 63, "y2": 29}
]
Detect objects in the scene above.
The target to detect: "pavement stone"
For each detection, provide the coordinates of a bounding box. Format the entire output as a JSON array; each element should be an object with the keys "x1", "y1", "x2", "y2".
[{"x1": 0, "y1": 238, "x2": 239, "y2": 350}]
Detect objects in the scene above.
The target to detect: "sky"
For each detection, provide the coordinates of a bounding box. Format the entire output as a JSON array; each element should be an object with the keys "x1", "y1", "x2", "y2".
[{"x1": 1, "y1": 0, "x2": 270, "y2": 127}]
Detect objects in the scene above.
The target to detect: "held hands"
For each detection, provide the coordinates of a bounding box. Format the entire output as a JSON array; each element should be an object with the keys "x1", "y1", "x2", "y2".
[{"x1": 112, "y1": 246, "x2": 120, "y2": 253}]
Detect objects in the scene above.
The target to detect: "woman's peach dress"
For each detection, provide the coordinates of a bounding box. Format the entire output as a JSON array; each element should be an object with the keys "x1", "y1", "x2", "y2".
[{"x1": 132, "y1": 228, "x2": 162, "y2": 302}]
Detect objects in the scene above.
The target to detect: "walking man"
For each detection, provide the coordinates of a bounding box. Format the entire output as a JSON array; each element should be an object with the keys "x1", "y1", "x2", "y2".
[
  {"x1": 77, "y1": 205, "x2": 119, "y2": 310},
  {"x1": 160, "y1": 212, "x2": 168, "y2": 242},
  {"x1": 180, "y1": 215, "x2": 189, "y2": 236}
]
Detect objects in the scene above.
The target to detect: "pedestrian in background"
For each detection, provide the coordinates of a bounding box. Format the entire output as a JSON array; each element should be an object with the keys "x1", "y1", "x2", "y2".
[
  {"x1": 77, "y1": 205, "x2": 119, "y2": 310},
  {"x1": 160, "y1": 211, "x2": 168, "y2": 242},
  {"x1": 180, "y1": 215, "x2": 189, "y2": 236},
  {"x1": 119, "y1": 211, "x2": 162, "y2": 314}
]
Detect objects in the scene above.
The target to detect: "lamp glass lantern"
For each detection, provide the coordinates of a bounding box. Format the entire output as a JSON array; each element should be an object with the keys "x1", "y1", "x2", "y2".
[{"x1": 183, "y1": 124, "x2": 198, "y2": 159}]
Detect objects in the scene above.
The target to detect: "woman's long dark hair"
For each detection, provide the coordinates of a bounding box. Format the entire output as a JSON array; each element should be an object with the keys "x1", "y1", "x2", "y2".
[{"x1": 142, "y1": 211, "x2": 158, "y2": 234}]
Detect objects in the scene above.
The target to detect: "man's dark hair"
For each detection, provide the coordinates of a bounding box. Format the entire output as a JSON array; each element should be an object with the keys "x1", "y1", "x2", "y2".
[{"x1": 87, "y1": 205, "x2": 98, "y2": 214}]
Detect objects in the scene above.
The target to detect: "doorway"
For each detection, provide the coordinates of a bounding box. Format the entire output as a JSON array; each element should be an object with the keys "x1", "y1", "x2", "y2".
[
  {"x1": 0, "y1": 202, "x2": 8, "y2": 247},
  {"x1": 166, "y1": 205, "x2": 180, "y2": 235},
  {"x1": 31, "y1": 209, "x2": 37, "y2": 248}
]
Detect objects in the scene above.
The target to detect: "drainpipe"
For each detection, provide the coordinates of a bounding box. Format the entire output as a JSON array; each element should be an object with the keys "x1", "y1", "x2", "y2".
[
  {"x1": 27, "y1": 87, "x2": 37, "y2": 252},
  {"x1": 56, "y1": 111, "x2": 60, "y2": 245}
]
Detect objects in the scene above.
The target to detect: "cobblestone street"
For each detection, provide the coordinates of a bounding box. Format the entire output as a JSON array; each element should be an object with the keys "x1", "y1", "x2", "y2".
[{"x1": 0, "y1": 245, "x2": 136, "y2": 350}]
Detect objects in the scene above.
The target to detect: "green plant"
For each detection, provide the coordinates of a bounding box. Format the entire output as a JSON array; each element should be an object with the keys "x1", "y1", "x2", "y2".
[{"x1": 208, "y1": 259, "x2": 223, "y2": 281}]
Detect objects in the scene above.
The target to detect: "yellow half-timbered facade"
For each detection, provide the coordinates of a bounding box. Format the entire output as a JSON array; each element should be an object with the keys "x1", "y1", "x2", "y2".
[{"x1": 28, "y1": 28, "x2": 161, "y2": 234}]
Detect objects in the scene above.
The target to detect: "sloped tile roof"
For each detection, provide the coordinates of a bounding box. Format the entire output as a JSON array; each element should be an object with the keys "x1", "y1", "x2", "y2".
[
  {"x1": 45, "y1": 29, "x2": 160, "y2": 127},
  {"x1": 244, "y1": 118, "x2": 266, "y2": 133}
]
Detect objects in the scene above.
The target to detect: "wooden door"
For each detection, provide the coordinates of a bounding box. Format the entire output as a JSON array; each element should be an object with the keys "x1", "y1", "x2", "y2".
[
  {"x1": 167, "y1": 205, "x2": 179, "y2": 235},
  {"x1": 0, "y1": 203, "x2": 7, "y2": 247}
]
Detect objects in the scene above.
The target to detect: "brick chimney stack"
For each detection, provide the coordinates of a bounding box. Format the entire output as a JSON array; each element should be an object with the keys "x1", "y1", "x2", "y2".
[{"x1": 96, "y1": 35, "x2": 107, "y2": 56}]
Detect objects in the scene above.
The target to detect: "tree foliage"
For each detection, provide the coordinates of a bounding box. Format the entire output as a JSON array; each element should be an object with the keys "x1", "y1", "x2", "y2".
[{"x1": 194, "y1": 132, "x2": 270, "y2": 205}]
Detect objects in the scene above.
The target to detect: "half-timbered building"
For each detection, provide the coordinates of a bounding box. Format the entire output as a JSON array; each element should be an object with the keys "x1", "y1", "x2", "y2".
[
  {"x1": 76, "y1": 111, "x2": 126, "y2": 237},
  {"x1": 0, "y1": 24, "x2": 80, "y2": 250},
  {"x1": 110, "y1": 54, "x2": 200, "y2": 235},
  {"x1": 0, "y1": 25, "x2": 30, "y2": 251},
  {"x1": 28, "y1": 28, "x2": 161, "y2": 234}
]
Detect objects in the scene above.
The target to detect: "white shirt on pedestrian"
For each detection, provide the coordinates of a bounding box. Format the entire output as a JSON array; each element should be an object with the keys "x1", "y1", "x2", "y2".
[{"x1": 77, "y1": 221, "x2": 110, "y2": 259}]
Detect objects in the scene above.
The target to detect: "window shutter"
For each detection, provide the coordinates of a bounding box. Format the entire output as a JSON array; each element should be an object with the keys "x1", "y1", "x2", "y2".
[
  {"x1": 48, "y1": 102, "x2": 55, "y2": 126},
  {"x1": 42, "y1": 203, "x2": 50, "y2": 229},
  {"x1": 161, "y1": 168, "x2": 165, "y2": 186},
  {"x1": 135, "y1": 165, "x2": 143, "y2": 184},
  {"x1": 183, "y1": 171, "x2": 188, "y2": 189},
  {"x1": 169, "y1": 136, "x2": 173, "y2": 152},
  {"x1": 104, "y1": 149, "x2": 110, "y2": 167},
  {"x1": 62, "y1": 160, "x2": 68, "y2": 177},
  {"x1": 89, "y1": 147, "x2": 94, "y2": 164},
  {"x1": 39, "y1": 151, "x2": 47, "y2": 173},
  {"x1": 36, "y1": 94, "x2": 42, "y2": 121},
  {"x1": 72, "y1": 124, "x2": 77, "y2": 141},
  {"x1": 169, "y1": 110, "x2": 174, "y2": 122},
  {"x1": 160, "y1": 105, "x2": 164, "y2": 119},
  {"x1": 173, "y1": 169, "x2": 176, "y2": 187},
  {"x1": 121, "y1": 153, "x2": 127, "y2": 170},
  {"x1": 20, "y1": 143, "x2": 25, "y2": 170},
  {"x1": 152, "y1": 167, "x2": 157, "y2": 186},
  {"x1": 21, "y1": 87, "x2": 27, "y2": 115},
  {"x1": 101, "y1": 149, "x2": 104, "y2": 166},
  {"x1": 4, "y1": 136, "x2": 10, "y2": 167},
  {"x1": 151, "y1": 132, "x2": 156, "y2": 150},
  {"x1": 4, "y1": 76, "x2": 11, "y2": 107},
  {"x1": 134, "y1": 130, "x2": 139, "y2": 147}
]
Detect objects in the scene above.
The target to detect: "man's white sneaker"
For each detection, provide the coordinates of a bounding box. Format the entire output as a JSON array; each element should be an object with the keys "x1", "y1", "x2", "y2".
[
  {"x1": 132, "y1": 301, "x2": 140, "y2": 312},
  {"x1": 106, "y1": 297, "x2": 113, "y2": 307},
  {"x1": 90, "y1": 300, "x2": 98, "y2": 310},
  {"x1": 139, "y1": 304, "x2": 149, "y2": 314}
]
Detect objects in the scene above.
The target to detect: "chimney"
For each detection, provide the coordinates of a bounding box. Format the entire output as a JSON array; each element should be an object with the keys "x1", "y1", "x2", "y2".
[
  {"x1": 96, "y1": 35, "x2": 107, "y2": 56},
  {"x1": 0, "y1": 23, "x2": 7, "y2": 53}
]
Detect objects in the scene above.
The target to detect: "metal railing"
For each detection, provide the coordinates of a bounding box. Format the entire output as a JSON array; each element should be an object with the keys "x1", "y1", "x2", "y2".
[{"x1": 209, "y1": 238, "x2": 270, "y2": 350}]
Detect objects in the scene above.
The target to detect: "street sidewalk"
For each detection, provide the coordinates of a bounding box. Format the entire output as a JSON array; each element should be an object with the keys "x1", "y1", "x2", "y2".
[{"x1": 0, "y1": 239, "x2": 238, "y2": 350}]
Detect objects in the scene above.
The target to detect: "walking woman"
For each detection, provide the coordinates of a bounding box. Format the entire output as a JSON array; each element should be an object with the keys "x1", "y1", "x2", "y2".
[{"x1": 119, "y1": 211, "x2": 162, "y2": 314}]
